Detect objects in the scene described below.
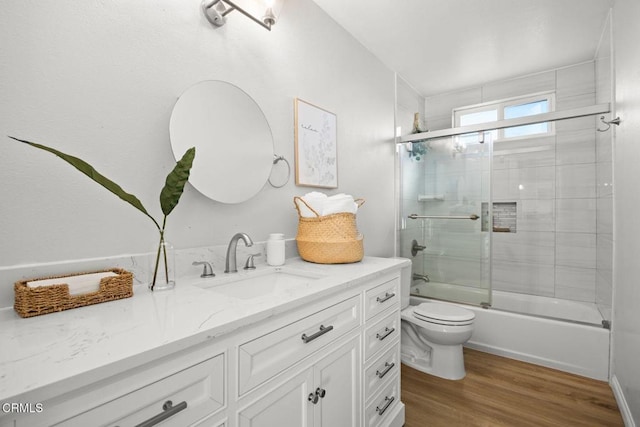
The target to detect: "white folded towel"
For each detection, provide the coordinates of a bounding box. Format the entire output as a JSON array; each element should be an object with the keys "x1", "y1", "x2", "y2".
[
  {"x1": 297, "y1": 191, "x2": 327, "y2": 217},
  {"x1": 27, "y1": 271, "x2": 118, "y2": 296},
  {"x1": 298, "y1": 192, "x2": 358, "y2": 217},
  {"x1": 323, "y1": 193, "x2": 358, "y2": 216}
]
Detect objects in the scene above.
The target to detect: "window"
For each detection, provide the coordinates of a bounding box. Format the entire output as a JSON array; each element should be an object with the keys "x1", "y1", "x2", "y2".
[{"x1": 453, "y1": 93, "x2": 555, "y2": 142}]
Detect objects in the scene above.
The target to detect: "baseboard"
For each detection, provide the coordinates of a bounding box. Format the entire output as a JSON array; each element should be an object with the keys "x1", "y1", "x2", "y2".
[{"x1": 611, "y1": 375, "x2": 636, "y2": 427}]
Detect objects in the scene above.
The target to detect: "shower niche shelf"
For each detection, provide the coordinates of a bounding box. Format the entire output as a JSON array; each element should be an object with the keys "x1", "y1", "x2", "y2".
[
  {"x1": 418, "y1": 194, "x2": 445, "y2": 202},
  {"x1": 482, "y1": 202, "x2": 517, "y2": 233}
]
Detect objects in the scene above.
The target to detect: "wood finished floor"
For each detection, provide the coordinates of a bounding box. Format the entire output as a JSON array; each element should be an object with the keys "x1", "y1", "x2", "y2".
[{"x1": 401, "y1": 348, "x2": 624, "y2": 427}]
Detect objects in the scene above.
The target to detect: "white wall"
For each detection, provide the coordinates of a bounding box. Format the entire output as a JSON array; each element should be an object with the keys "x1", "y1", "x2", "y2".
[
  {"x1": 612, "y1": 0, "x2": 640, "y2": 423},
  {"x1": 0, "y1": 1, "x2": 396, "y2": 275}
]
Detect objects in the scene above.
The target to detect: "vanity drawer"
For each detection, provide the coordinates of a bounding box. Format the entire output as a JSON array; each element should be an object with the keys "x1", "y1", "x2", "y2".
[
  {"x1": 364, "y1": 309, "x2": 400, "y2": 360},
  {"x1": 365, "y1": 374, "x2": 400, "y2": 427},
  {"x1": 57, "y1": 352, "x2": 225, "y2": 427},
  {"x1": 364, "y1": 344, "x2": 400, "y2": 401},
  {"x1": 238, "y1": 295, "x2": 360, "y2": 396},
  {"x1": 364, "y1": 277, "x2": 400, "y2": 320}
]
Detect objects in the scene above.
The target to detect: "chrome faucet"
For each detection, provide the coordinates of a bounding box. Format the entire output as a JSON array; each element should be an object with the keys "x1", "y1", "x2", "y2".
[
  {"x1": 413, "y1": 273, "x2": 430, "y2": 283},
  {"x1": 225, "y1": 232, "x2": 254, "y2": 273}
]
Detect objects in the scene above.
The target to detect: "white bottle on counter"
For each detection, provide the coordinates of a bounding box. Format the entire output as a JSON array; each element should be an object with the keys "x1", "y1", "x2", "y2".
[{"x1": 267, "y1": 233, "x2": 285, "y2": 266}]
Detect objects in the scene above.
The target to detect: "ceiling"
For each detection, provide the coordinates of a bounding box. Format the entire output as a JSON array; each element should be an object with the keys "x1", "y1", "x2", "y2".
[{"x1": 312, "y1": 0, "x2": 613, "y2": 97}]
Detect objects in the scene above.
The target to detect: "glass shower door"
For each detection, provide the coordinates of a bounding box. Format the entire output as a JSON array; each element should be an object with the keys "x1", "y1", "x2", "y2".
[{"x1": 399, "y1": 132, "x2": 492, "y2": 306}]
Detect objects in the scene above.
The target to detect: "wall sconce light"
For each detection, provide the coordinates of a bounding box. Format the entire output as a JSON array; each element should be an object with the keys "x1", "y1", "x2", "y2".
[{"x1": 202, "y1": 0, "x2": 281, "y2": 31}]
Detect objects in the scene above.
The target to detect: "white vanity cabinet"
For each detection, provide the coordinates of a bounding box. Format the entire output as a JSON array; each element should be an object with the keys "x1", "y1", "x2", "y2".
[
  {"x1": 234, "y1": 271, "x2": 403, "y2": 427},
  {"x1": 2, "y1": 258, "x2": 408, "y2": 427},
  {"x1": 237, "y1": 334, "x2": 360, "y2": 427},
  {"x1": 362, "y1": 276, "x2": 402, "y2": 427},
  {"x1": 13, "y1": 345, "x2": 227, "y2": 427}
]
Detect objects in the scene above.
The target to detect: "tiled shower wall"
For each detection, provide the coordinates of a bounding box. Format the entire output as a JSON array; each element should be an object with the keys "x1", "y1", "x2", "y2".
[{"x1": 413, "y1": 60, "x2": 613, "y2": 304}]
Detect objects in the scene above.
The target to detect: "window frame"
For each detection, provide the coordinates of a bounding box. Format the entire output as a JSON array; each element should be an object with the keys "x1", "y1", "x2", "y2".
[{"x1": 452, "y1": 91, "x2": 556, "y2": 142}]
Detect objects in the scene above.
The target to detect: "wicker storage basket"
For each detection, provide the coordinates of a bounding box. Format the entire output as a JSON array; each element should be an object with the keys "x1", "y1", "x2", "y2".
[
  {"x1": 14, "y1": 268, "x2": 133, "y2": 318},
  {"x1": 294, "y1": 196, "x2": 364, "y2": 264}
]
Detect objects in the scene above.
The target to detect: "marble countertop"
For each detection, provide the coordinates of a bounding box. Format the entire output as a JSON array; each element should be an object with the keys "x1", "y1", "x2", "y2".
[{"x1": 0, "y1": 256, "x2": 409, "y2": 403}]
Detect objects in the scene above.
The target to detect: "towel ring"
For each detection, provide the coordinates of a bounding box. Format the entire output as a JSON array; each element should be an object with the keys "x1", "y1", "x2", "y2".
[
  {"x1": 597, "y1": 115, "x2": 621, "y2": 132},
  {"x1": 268, "y1": 154, "x2": 291, "y2": 188}
]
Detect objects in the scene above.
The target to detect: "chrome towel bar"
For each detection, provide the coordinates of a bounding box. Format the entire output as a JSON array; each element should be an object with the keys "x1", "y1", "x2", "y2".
[{"x1": 408, "y1": 213, "x2": 479, "y2": 221}]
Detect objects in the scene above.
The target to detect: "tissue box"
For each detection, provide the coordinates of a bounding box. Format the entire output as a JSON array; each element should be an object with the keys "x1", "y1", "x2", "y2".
[{"x1": 14, "y1": 268, "x2": 133, "y2": 318}]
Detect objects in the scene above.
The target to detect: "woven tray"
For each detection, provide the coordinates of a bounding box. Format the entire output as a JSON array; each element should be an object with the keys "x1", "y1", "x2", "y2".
[{"x1": 14, "y1": 268, "x2": 133, "y2": 318}]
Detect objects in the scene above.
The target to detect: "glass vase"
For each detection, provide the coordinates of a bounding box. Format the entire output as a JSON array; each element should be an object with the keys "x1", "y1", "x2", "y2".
[{"x1": 148, "y1": 239, "x2": 176, "y2": 291}]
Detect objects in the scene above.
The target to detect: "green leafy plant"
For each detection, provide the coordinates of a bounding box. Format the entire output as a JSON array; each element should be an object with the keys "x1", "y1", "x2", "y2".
[{"x1": 9, "y1": 136, "x2": 195, "y2": 290}]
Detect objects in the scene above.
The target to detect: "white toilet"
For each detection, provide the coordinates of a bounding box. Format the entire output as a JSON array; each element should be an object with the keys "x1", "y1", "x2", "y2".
[{"x1": 400, "y1": 267, "x2": 475, "y2": 380}]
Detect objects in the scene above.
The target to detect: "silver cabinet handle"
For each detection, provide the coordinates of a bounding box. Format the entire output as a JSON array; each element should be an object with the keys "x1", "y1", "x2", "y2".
[
  {"x1": 376, "y1": 327, "x2": 395, "y2": 341},
  {"x1": 376, "y1": 362, "x2": 395, "y2": 379},
  {"x1": 376, "y1": 396, "x2": 395, "y2": 416},
  {"x1": 135, "y1": 400, "x2": 187, "y2": 427},
  {"x1": 301, "y1": 324, "x2": 334, "y2": 343},
  {"x1": 308, "y1": 387, "x2": 326, "y2": 404},
  {"x1": 376, "y1": 292, "x2": 395, "y2": 303}
]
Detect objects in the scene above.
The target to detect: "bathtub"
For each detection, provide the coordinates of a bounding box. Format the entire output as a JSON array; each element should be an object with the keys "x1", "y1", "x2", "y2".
[{"x1": 409, "y1": 283, "x2": 610, "y2": 381}]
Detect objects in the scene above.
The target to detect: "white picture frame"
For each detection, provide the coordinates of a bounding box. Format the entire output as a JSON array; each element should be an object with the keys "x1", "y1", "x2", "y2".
[{"x1": 294, "y1": 98, "x2": 338, "y2": 188}]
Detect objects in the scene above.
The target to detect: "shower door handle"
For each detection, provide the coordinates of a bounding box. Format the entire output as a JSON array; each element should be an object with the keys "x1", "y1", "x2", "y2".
[{"x1": 408, "y1": 213, "x2": 479, "y2": 220}]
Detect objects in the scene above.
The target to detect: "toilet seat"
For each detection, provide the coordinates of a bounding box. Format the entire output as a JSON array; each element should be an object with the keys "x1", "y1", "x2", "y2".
[{"x1": 412, "y1": 302, "x2": 475, "y2": 326}]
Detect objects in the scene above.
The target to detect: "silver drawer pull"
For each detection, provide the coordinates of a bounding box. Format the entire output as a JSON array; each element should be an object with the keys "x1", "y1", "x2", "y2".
[
  {"x1": 376, "y1": 327, "x2": 395, "y2": 341},
  {"x1": 135, "y1": 400, "x2": 187, "y2": 427},
  {"x1": 376, "y1": 396, "x2": 395, "y2": 416},
  {"x1": 301, "y1": 324, "x2": 334, "y2": 343},
  {"x1": 376, "y1": 292, "x2": 395, "y2": 303},
  {"x1": 376, "y1": 362, "x2": 395, "y2": 379}
]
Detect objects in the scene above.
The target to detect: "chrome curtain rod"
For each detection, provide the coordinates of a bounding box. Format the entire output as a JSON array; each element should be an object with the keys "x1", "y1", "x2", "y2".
[
  {"x1": 408, "y1": 214, "x2": 479, "y2": 221},
  {"x1": 398, "y1": 103, "x2": 611, "y2": 144}
]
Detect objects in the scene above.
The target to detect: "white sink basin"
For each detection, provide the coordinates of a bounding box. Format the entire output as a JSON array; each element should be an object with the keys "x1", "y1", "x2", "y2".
[{"x1": 194, "y1": 268, "x2": 326, "y2": 300}]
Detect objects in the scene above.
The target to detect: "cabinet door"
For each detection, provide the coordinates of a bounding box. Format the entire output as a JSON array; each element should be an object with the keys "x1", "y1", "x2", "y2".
[
  {"x1": 313, "y1": 336, "x2": 361, "y2": 427},
  {"x1": 237, "y1": 369, "x2": 314, "y2": 427}
]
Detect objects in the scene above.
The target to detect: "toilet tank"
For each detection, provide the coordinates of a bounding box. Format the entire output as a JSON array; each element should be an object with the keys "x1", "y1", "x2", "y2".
[{"x1": 400, "y1": 262, "x2": 412, "y2": 309}]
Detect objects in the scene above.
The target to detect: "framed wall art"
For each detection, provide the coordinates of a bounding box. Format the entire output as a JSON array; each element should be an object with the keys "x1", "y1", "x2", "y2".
[{"x1": 294, "y1": 98, "x2": 338, "y2": 188}]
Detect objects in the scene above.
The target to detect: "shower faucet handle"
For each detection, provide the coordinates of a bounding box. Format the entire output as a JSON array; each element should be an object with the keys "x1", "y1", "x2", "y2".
[{"x1": 411, "y1": 239, "x2": 426, "y2": 256}]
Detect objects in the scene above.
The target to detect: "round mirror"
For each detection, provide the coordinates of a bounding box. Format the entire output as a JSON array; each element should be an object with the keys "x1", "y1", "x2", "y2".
[{"x1": 169, "y1": 80, "x2": 274, "y2": 204}]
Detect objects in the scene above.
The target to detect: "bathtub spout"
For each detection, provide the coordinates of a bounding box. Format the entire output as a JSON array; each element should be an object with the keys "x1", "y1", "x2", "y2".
[{"x1": 413, "y1": 273, "x2": 430, "y2": 283}]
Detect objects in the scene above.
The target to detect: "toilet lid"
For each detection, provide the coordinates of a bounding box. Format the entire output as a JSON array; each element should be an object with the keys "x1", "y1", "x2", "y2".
[{"x1": 413, "y1": 302, "x2": 475, "y2": 323}]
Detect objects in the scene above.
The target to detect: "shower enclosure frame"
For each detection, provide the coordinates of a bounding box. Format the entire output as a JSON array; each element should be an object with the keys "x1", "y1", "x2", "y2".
[{"x1": 396, "y1": 101, "x2": 615, "y2": 325}]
